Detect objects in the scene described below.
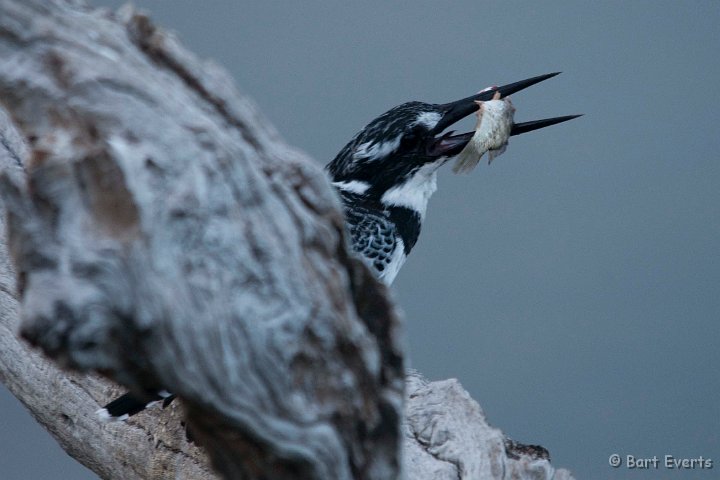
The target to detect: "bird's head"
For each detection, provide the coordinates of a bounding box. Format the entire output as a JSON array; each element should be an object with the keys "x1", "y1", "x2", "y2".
[
  {"x1": 327, "y1": 101, "x2": 448, "y2": 190},
  {"x1": 326, "y1": 72, "x2": 579, "y2": 216},
  {"x1": 326, "y1": 97, "x2": 491, "y2": 217}
]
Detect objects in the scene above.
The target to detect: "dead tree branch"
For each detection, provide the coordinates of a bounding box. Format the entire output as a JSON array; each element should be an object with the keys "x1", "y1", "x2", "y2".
[{"x1": 0, "y1": 1, "x2": 573, "y2": 479}]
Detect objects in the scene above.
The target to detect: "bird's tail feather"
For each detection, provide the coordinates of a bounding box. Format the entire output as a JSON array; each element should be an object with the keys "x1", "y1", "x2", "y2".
[{"x1": 96, "y1": 390, "x2": 175, "y2": 422}]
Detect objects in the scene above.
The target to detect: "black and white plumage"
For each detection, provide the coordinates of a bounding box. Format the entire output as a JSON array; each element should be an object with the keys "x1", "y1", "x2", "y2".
[
  {"x1": 97, "y1": 73, "x2": 580, "y2": 422},
  {"x1": 327, "y1": 101, "x2": 447, "y2": 284},
  {"x1": 97, "y1": 390, "x2": 174, "y2": 422},
  {"x1": 326, "y1": 73, "x2": 575, "y2": 284},
  {"x1": 339, "y1": 188, "x2": 420, "y2": 284}
]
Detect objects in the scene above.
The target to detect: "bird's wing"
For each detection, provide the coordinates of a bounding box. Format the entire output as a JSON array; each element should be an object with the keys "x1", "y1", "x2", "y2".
[{"x1": 341, "y1": 196, "x2": 401, "y2": 279}]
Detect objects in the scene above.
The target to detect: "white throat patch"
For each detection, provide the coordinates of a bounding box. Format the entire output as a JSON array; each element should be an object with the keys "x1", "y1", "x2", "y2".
[{"x1": 380, "y1": 159, "x2": 443, "y2": 218}]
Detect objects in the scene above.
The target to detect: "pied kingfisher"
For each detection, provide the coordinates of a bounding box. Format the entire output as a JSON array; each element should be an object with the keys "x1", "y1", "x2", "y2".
[
  {"x1": 328, "y1": 72, "x2": 578, "y2": 284},
  {"x1": 98, "y1": 72, "x2": 579, "y2": 421}
]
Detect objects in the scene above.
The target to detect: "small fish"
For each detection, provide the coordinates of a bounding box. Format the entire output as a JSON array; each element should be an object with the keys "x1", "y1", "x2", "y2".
[{"x1": 452, "y1": 91, "x2": 515, "y2": 174}]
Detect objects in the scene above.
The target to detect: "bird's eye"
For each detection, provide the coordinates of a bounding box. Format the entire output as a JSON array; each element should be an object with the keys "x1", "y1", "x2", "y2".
[{"x1": 400, "y1": 127, "x2": 423, "y2": 149}]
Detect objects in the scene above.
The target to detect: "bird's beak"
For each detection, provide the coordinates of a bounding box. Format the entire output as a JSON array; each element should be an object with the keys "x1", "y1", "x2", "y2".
[{"x1": 427, "y1": 72, "x2": 581, "y2": 157}]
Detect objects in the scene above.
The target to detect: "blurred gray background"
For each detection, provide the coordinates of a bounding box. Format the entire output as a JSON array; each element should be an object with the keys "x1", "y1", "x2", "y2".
[{"x1": 1, "y1": 1, "x2": 718, "y2": 478}]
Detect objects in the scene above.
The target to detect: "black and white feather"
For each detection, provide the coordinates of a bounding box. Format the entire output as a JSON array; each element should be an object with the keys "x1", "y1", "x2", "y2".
[
  {"x1": 327, "y1": 102, "x2": 455, "y2": 284},
  {"x1": 96, "y1": 390, "x2": 174, "y2": 422},
  {"x1": 339, "y1": 189, "x2": 410, "y2": 284}
]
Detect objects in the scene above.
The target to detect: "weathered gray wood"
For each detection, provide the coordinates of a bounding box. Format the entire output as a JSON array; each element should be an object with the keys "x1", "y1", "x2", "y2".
[
  {"x1": 0, "y1": 1, "x2": 403, "y2": 478},
  {"x1": 0, "y1": 1, "x2": 574, "y2": 479},
  {"x1": 0, "y1": 95, "x2": 214, "y2": 480},
  {"x1": 403, "y1": 372, "x2": 575, "y2": 480}
]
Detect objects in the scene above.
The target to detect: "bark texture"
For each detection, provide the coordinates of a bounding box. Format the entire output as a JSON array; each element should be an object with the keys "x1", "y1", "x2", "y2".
[
  {"x1": 0, "y1": 1, "x2": 402, "y2": 478},
  {"x1": 403, "y1": 373, "x2": 575, "y2": 480},
  {"x1": 0, "y1": 1, "x2": 574, "y2": 479}
]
